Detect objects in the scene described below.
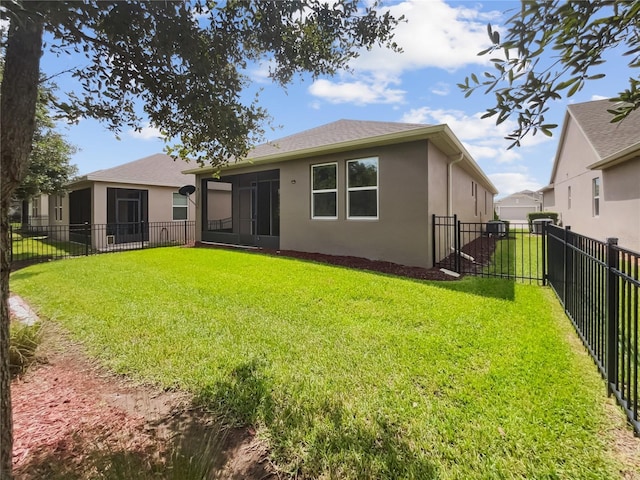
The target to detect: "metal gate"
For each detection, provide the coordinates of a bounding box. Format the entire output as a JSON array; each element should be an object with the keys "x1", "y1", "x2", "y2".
[{"x1": 432, "y1": 214, "x2": 546, "y2": 284}]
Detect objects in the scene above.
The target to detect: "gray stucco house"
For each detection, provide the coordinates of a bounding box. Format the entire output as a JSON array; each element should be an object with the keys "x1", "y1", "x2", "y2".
[
  {"x1": 541, "y1": 99, "x2": 640, "y2": 251},
  {"x1": 186, "y1": 119, "x2": 497, "y2": 268},
  {"x1": 495, "y1": 190, "x2": 543, "y2": 222}
]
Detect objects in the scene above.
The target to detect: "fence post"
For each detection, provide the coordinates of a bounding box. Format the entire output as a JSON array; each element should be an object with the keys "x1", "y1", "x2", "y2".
[
  {"x1": 84, "y1": 222, "x2": 89, "y2": 256},
  {"x1": 606, "y1": 237, "x2": 619, "y2": 396},
  {"x1": 563, "y1": 226, "x2": 570, "y2": 312},
  {"x1": 431, "y1": 214, "x2": 436, "y2": 268},
  {"x1": 9, "y1": 224, "x2": 13, "y2": 263},
  {"x1": 454, "y1": 214, "x2": 460, "y2": 273},
  {"x1": 140, "y1": 221, "x2": 145, "y2": 249},
  {"x1": 184, "y1": 220, "x2": 188, "y2": 245},
  {"x1": 541, "y1": 222, "x2": 547, "y2": 286}
]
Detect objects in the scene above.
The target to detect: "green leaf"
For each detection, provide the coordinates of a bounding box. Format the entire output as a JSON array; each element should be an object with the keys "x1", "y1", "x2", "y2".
[{"x1": 567, "y1": 79, "x2": 583, "y2": 97}]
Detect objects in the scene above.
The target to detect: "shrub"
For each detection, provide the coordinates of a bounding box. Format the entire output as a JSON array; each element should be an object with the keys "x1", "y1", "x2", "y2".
[{"x1": 9, "y1": 322, "x2": 42, "y2": 376}]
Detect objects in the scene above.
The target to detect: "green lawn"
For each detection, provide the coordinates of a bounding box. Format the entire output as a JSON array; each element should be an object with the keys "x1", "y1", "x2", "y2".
[
  {"x1": 485, "y1": 232, "x2": 544, "y2": 282},
  {"x1": 10, "y1": 247, "x2": 625, "y2": 479},
  {"x1": 10, "y1": 231, "x2": 90, "y2": 261}
]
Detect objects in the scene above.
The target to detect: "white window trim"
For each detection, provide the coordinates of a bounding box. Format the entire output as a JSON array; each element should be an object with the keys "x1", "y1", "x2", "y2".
[
  {"x1": 311, "y1": 162, "x2": 338, "y2": 220},
  {"x1": 347, "y1": 157, "x2": 379, "y2": 220},
  {"x1": 54, "y1": 195, "x2": 63, "y2": 222},
  {"x1": 592, "y1": 177, "x2": 600, "y2": 217},
  {"x1": 172, "y1": 192, "x2": 189, "y2": 221}
]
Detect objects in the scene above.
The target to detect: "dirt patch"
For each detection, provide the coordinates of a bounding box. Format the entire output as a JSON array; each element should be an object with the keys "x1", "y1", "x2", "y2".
[{"x1": 11, "y1": 322, "x2": 277, "y2": 479}]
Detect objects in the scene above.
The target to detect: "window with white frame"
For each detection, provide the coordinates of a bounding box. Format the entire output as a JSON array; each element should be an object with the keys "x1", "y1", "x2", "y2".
[
  {"x1": 172, "y1": 192, "x2": 188, "y2": 220},
  {"x1": 311, "y1": 163, "x2": 337, "y2": 218},
  {"x1": 473, "y1": 182, "x2": 478, "y2": 216},
  {"x1": 54, "y1": 195, "x2": 63, "y2": 221},
  {"x1": 31, "y1": 197, "x2": 39, "y2": 218},
  {"x1": 347, "y1": 157, "x2": 378, "y2": 219},
  {"x1": 592, "y1": 177, "x2": 600, "y2": 216}
]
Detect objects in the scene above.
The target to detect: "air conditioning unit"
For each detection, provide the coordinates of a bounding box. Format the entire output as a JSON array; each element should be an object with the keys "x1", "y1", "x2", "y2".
[{"x1": 106, "y1": 235, "x2": 115, "y2": 245}]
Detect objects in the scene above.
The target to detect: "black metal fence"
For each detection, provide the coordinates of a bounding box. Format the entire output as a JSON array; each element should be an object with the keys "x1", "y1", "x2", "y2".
[
  {"x1": 547, "y1": 225, "x2": 639, "y2": 435},
  {"x1": 10, "y1": 221, "x2": 196, "y2": 266},
  {"x1": 432, "y1": 214, "x2": 546, "y2": 284}
]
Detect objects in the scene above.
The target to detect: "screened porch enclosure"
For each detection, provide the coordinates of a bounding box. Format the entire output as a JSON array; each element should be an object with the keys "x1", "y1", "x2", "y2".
[{"x1": 202, "y1": 169, "x2": 280, "y2": 249}]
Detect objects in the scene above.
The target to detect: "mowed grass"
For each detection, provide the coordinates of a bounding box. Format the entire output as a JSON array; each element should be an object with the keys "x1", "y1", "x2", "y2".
[
  {"x1": 10, "y1": 232, "x2": 89, "y2": 261},
  {"x1": 487, "y1": 232, "x2": 544, "y2": 282},
  {"x1": 10, "y1": 248, "x2": 623, "y2": 479}
]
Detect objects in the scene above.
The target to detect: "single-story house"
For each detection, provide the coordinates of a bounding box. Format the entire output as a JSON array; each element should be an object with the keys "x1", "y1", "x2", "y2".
[
  {"x1": 185, "y1": 119, "x2": 498, "y2": 268},
  {"x1": 48, "y1": 153, "x2": 228, "y2": 248},
  {"x1": 495, "y1": 190, "x2": 542, "y2": 222},
  {"x1": 541, "y1": 99, "x2": 640, "y2": 251}
]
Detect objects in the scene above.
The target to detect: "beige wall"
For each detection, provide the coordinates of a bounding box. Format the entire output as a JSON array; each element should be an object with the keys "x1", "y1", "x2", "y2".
[
  {"x1": 89, "y1": 182, "x2": 196, "y2": 224},
  {"x1": 207, "y1": 183, "x2": 232, "y2": 221},
  {"x1": 54, "y1": 181, "x2": 197, "y2": 249},
  {"x1": 546, "y1": 115, "x2": 640, "y2": 251}
]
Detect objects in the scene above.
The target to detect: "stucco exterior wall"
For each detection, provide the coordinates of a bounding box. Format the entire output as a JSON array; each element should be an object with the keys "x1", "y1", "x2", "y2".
[
  {"x1": 196, "y1": 140, "x2": 495, "y2": 268},
  {"x1": 450, "y1": 162, "x2": 492, "y2": 224},
  {"x1": 198, "y1": 141, "x2": 441, "y2": 267},
  {"x1": 279, "y1": 141, "x2": 433, "y2": 268},
  {"x1": 546, "y1": 115, "x2": 640, "y2": 251},
  {"x1": 91, "y1": 182, "x2": 195, "y2": 223},
  {"x1": 600, "y1": 158, "x2": 640, "y2": 251}
]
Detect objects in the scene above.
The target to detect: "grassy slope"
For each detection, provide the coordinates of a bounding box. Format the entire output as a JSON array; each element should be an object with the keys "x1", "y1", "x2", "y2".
[{"x1": 10, "y1": 248, "x2": 620, "y2": 479}]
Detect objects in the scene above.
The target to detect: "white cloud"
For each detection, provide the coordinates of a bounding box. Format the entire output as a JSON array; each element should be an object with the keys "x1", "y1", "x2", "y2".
[
  {"x1": 400, "y1": 106, "x2": 552, "y2": 164},
  {"x1": 431, "y1": 82, "x2": 450, "y2": 96},
  {"x1": 351, "y1": 0, "x2": 501, "y2": 75},
  {"x1": 127, "y1": 124, "x2": 164, "y2": 140},
  {"x1": 308, "y1": 78, "x2": 405, "y2": 105},
  {"x1": 307, "y1": 0, "x2": 501, "y2": 106},
  {"x1": 591, "y1": 94, "x2": 609, "y2": 101},
  {"x1": 490, "y1": 172, "x2": 543, "y2": 198}
]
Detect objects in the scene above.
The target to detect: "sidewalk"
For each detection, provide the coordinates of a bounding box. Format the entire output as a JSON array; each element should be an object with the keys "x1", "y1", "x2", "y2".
[{"x1": 8, "y1": 294, "x2": 39, "y2": 326}]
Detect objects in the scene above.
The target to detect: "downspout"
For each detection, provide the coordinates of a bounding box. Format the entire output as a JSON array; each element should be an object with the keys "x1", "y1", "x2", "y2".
[{"x1": 447, "y1": 153, "x2": 464, "y2": 216}]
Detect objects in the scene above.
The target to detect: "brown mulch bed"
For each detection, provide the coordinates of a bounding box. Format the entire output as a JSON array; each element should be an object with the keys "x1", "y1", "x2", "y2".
[{"x1": 10, "y1": 323, "x2": 276, "y2": 479}]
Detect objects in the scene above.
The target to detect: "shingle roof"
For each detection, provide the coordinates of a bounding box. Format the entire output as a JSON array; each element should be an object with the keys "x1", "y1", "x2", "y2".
[
  {"x1": 568, "y1": 99, "x2": 640, "y2": 159},
  {"x1": 70, "y1": 153, "x2": 193, "y2": 187},
  {"x1": 246, "y1": 119, "x2": 429, "y2": 160},
  {"x1": 184, "y1": 118, "x2": 498, "y2": 194}
]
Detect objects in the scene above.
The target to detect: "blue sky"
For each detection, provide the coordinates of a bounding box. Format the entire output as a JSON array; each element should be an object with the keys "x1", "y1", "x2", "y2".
[{"x1": 33, "y1": 0, "x2": 628, "y2": 197}]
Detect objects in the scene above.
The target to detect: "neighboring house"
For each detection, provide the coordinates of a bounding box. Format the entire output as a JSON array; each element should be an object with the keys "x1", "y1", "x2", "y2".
[
  {"x1": 541, "y1": 99, "x2": 640, "y2": 251},
  {"x1": 185, "y1": 119, "x2": 498, "y2": 268},
  {"x1": 48, "y1": 153, "x2": 218, "y2": 247},
  {"x1": 26, "y1": 193, "x2": 50, "y2": 226},
  {"x1": 495, "y1": 190, "x2": 542, "y2": 221}
]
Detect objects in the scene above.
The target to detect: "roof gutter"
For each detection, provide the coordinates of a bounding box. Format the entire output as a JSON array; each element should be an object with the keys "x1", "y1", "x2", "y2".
[
  {"x1": 587, "y1": 142, "x2": 640, "y2": 170},
  {"x1": 447, "y1": 153, "x2": 464, "y2": 216}
]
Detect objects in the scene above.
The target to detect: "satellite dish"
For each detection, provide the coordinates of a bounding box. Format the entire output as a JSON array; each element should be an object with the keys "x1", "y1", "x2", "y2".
[{"x1": 178, "y1": 184, "x2": 196, "y2": 196}]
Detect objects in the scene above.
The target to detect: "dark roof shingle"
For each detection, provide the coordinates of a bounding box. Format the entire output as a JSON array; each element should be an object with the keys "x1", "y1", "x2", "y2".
[
  {"x1": 246, "y1": 119, "x2": 430, "y2": 160},
  {"x1": 74, "y1": 153, "x2": 193, "y2": 187},
  {"x1": 568, "y1": 99, "x2": 640, "y2": 159}
]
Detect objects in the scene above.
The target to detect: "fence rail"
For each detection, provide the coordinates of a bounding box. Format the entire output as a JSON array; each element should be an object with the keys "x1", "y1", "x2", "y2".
[
  {"x1": 432, "y1": 215, "x2": 545, "y2": 284},
  {"x1": 433, "y1": 215, "x2": 639, "y2": 434},
  {"x1": 10, "y1": 221, "x2": 195, "y2": 266},
  {"x1": 547, "y1": 225, "x2": 639, "y2": 435}
]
